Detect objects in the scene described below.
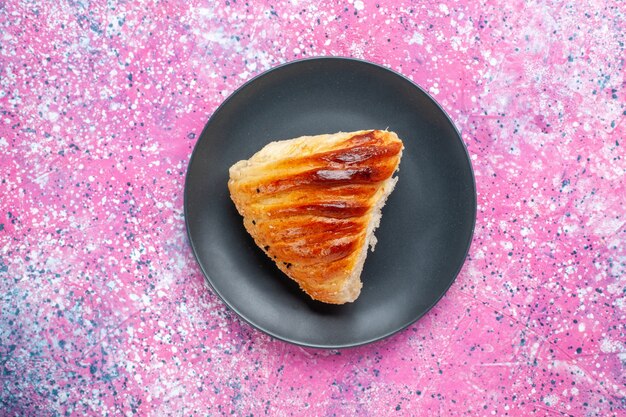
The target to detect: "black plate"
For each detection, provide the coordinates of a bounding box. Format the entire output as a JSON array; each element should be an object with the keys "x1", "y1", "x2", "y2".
[{"x1": 184, "y1": 57, "x2": 476, "y2": 348}]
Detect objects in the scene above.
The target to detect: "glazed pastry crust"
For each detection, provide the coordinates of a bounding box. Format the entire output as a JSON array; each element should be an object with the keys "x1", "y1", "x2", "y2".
[{"x1": 228, "y1": 130, "x2": 403, "y2": 304}]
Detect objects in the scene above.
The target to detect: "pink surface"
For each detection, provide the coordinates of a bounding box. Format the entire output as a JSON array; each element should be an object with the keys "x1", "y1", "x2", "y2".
[{"x1": 1, "y1": 0, "x2": 624, "y2": 416}]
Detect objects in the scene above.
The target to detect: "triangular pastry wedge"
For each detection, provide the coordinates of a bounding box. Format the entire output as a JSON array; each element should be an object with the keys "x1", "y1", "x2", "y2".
[{"x1": 228, "y1": 130, "x2": 403, "y2": 304}]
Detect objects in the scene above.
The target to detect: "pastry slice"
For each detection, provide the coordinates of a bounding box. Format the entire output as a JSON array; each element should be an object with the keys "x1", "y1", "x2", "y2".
[{"x1": 228, "y1": 130, "x2": 403, "y2": 304}]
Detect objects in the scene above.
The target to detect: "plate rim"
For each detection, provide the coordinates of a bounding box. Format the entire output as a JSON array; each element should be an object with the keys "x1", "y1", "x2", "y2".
[{"x1": 184, "y1": 56, "x2": 477, "y2": 349}]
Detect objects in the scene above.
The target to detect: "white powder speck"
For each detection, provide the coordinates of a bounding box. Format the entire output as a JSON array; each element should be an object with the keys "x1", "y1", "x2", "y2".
[
  {"x1": 578, "y1": 322, "x2": 586, "y2": 332},
  {"x1": 439, "y1": 4, "x2": 449, "y2": 14},
  {"x1": 354, "y1": 0, "x2": 364, "y2": 11}
]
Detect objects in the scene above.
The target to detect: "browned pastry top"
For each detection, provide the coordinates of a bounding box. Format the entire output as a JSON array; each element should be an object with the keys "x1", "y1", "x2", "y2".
[{"x1": 228, "y1": 129, "x2": 403, "y2": 303}]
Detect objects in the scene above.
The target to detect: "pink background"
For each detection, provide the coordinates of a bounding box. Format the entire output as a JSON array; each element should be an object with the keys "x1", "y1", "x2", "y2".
[{"x1": 1, "y1": 0, "x2": 624, "y2": 415}]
